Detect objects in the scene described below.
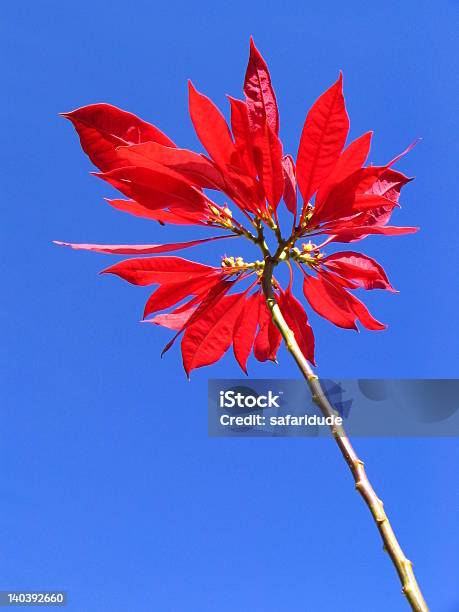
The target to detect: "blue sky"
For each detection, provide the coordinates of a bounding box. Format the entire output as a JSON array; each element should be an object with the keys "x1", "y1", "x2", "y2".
[{"x1": 1, "y1": 0, "x2": 458, "y2": 610}]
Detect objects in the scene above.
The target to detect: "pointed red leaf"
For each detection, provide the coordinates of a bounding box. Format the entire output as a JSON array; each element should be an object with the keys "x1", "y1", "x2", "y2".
[
  {"x1": 324, "y1": 225, "x2": 419, "y2": 243},
  {"x1": 143, "y1": 273, "x2": 221, "y2": 318},
  {"x1": 243, "y1": 37, "x2": 279, "y2": 135},
  {"x1": 253, "y1": 122, "x2": 284, "y2": 209},
  {"x1": 106, "y1": 199, "x2": 209, "y2": 225},
  {"x1": 157, "y1": 279, "x2": 236, "y2": 356},
  {"x1": 315, "y1": 131, "x2": 372, "y2": 209},
  {"x1": 312, "y1": 186, "x2": 398, "y2": 226},
  {"x1": 367, "y1": 168, "x2": 412, "y2": 204},
  {"x1": 313, "y1": 163, "x2": 412, "y2": 225},
  {"x1": 148, "y1": 307, "x2": 197, "y2": 330},
  {"x1": 188, "y1": 81, "x2": 237, "y2": 169},
  {"x1": 303, "y1": 272, "x2": 358, "y2": 330},
  {"x1": 254, "y1": 297, "x2": 282, "y2": 362},
  {"x1": 228, "y1": 96, "x2": 257, "y2": 177},
  {"x1": 95, "y1": 166, "x2": 205, "y2": 211},
  {"x1": 101, "y1": 256, "x2": 218, "y2": 286},
  {"x1": 62, "y1": 103, "x2": 175, "y2": 172},
  {"x1": 303, "y1": 271, "x2": 386, "y2": 330},
  {"x1": 115, "y1": 141, "x2": 226, "y2": 190},
  {"x1": 53, "y1": 234, "x2": 235, "y2": 255},
  {"x1": 278, "y1": 289, "x2": 315, "y2": 365},
  {"x1": 344, "y1": 291, "x2": 387, "y2": 331},
  {"x1": 282, "y1": 155, "x2": 297, "y2": 215},
  {"x1": 322, "y1": 251, "x2": 395, "y2": 291},
  {"x1": 297, "y1": 73, "x2": 349, "y2": 209},
  {"x1": 233, "y1": 291, "x2": 261, "y2": 374},
  {"x1": 181, "y1": 292, "x2": 246, "y2": 374}
]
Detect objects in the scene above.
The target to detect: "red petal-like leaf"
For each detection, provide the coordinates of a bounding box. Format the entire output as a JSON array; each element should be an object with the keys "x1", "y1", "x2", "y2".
[
  {"x1": 313, "y1": 189, "x2": 398, "y2": 226},
  {"x1": 297, "y1": 73, "x2": 349, "y2": 208},
  {"x1": 343, "y1": 290, "x2": 387, "y2": 331},
  {"x1": 254, "y1": 297, "x2": 282, "y2": 362},
  {"x1": 95, "y1": 166, "x2": 205, "y2": 211},
  {"x1": 315, "y1": 131, "x2": 372, "y2": 209},
  {"x1": 106, "y1": 199, "x2": 208, "y2": 225},
  {"x1": 233, "y1": 291, "x2": 261, "y2": 373},
  {"x1": 53, "y1": 234, "x2": 235, "y2": 255},
  {"x1": 62, "y1": 103, "x2": 175, "y2": 172},
  {"x1": 253, "y1": 123, "x2": 284, "y2": 209},
  {"x1": 313, "y1": 163, "x2": 412, "y2": 225},
  {"x1": 143, "y1": 273, "x2": 221, "y2": 318},
  {"x1": 367, "y1": 169, "x2": 412, "y2": 204},
  {"x1": 324, "y1": 225, "x2": 419, "y2": 243},
  {"x1": 322, "y1": 251, "x2": 395, "y2": 291},
  {"x1": 116, "y1": 141, "x2": 226, "y2": 190},
  {"x1": 278, "y1": 289, "x2": 315, "y2": 365},
  {"x1": 303, "y1": 272, "x2": 358, "y2": 330},
  {"x1": 303, "y1": 271, "x2": 386, "y2": 330},
  {"x1": 228, "y1": 96, "x2": 257, "y2": 177},
  {"x1": 157, "y1": 278, "x2": 236, "y2": 357},
  {"x1": 243, "y1": 37, "x2": 279, "y2": 135},
  {"x1": 181, "y1": 292, "x2": 246, "y2": 374},
  {"x1": 101, "y1": 256, "x2": 217, "y2": 286},
  {"x1": 149, "y1": 307, "x2": 197, "y2": 330},
  {"x1": 188, "y1": 81, "x2": 237, "y2": 169},
  {"x1": 282, "y1": 155, "x2": 297, "y2": 216}
]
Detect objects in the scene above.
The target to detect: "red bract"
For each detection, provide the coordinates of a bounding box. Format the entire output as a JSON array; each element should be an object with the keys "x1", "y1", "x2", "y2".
[{"x1": 57, "y1": 38, "x2": 418, "y2": 375}]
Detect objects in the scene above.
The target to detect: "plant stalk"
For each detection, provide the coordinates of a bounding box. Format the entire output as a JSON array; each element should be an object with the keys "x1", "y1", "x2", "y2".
[{"x1": 261, "y1": 257, "x2": 429, "y2": 612}]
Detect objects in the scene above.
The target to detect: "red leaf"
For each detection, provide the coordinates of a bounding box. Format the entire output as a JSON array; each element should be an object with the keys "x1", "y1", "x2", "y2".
[
  {"x1": 53, "y1": 234, "x2": 235, "y2": 255},
  {"x1": 315, "y1": 131, "x2": 372, "y2": 209},
  {"x1": 312, "y1": 183, "x2": 398, "y2": 226},
  {"x1": 297, "y1": 73, "x2": 349, "y2": 208},
  {"x1": 322, "y1": 251, "x2": 395, "y2": 291},
  {"x1": 228, "y1": 97, "x2": 257, "y2": 177},
  {"x1": 95, "y1": 166, "x2": 205, "y2": 211},
  {"x1": 106, "y1": 199, "x2": 208, "y2": 225},
  {"x1": 303, "y1": 273, "x2": 357, "y2": 330},
  {"x1": 148, "y1": 307, "x2": 196, "y2": 330},
  {"x1": 303, "y1": 271, "x2": 386, "y2": 330},
  {"x1": 240, "y1": 39, "x2": 283, "y2": 210},
  {"x1": 243, "y1": 37, "x2": 279, "y2": 135},
  {"x1": 313, "y1": 164, "x2": 412, "y2": 226},
  {"x1": 282, "y1": 155, "x2": 297, "y2": 216},
  {"x1": 115, "y1": 141, "x2": 226, "y2": 191},
  {"x1": 324, "y1": 225, "x2": 419, "y2": 243},
  {"x1": 233, "y1": 291, "x2": 261, "y2": 373},
  {"x1": 366, "y1": 168, "x2": 412, "y2": 204},
  {"x1": 278, "y1": 289, "x2": 315, "y2": 365},
  {"x1": 181, "y1": 292, "x2": 246, "y2": 374},
  {"x1": 254, "y1": 297, "x2": 282, "y2": 362},
  {"x1": 253, "y1": 122, "x2": 284, "y2": 209},
  {"x1": 62, "y1": 103, "x2": 175, "y2": 172},
  {"x1": 101, "y1": 256, "x2": 217, "y2": 286},
  {"x1": 158, "y1": 278, "x2": 237, "y2": 357},
  {"x1": 143, "y1": 273, "x2": 221, "y2": 318},
  {"x1": 343, "y1": 290, "x2": 387, "y2": 331},
  {"x1": 157, "y1": 279, "x2": 236, "y2": 356},
  {"x1": 188, "y1": 81, "x2": 237, "y2": 169}
]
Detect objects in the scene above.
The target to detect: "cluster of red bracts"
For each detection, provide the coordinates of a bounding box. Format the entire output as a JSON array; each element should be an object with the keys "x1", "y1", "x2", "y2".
[{"x1": 57, "y1": 38, "x2": 418, "y2": 374}]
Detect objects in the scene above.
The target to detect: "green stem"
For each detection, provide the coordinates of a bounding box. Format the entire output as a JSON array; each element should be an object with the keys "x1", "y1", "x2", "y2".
[{"x1": 261, "y1": 257, "x2": 429, "y2": 612}]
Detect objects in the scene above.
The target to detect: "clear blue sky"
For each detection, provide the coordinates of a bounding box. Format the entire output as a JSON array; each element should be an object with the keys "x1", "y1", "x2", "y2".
[{"x1": 1, "y1": 1, "x2": 458, "y2": 610}]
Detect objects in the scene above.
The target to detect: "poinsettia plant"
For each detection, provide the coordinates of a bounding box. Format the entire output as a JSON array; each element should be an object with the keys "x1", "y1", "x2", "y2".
[{"x1": 56, "y1": 39, "x2": 428, "y2": 611}]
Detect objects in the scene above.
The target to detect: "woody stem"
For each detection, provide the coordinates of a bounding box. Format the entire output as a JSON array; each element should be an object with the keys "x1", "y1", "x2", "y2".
[{"x1": 261, "y1": 257, "x2": 429, "y2": 612}]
